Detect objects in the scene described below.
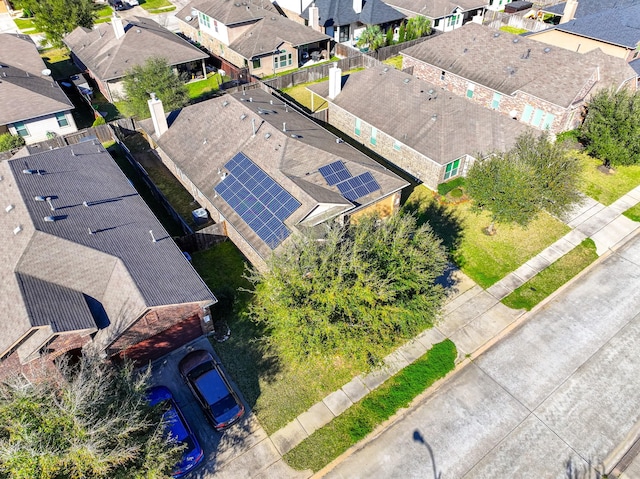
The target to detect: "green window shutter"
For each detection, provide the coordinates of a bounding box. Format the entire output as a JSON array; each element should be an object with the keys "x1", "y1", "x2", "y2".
[{"x1": 522, "y1": 104, "x2": 534, "y2": 123}]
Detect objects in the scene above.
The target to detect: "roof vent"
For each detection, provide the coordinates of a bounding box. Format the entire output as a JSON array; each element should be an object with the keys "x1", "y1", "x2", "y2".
[
  {"x1": 428, "y1": 88, "x2": 435, "y2": 94},
  {"x1": 34, "y1": 196, "x2": 48, "y2": 202},
  {"x1": 5, "y1": 204, "x2": 14, "y2": 212},
  {"x1": 22, "y1": 169, "x2": 38, "y2": 175},
  {"x1": 431, "y1": 114, "x2": 437, "y2": 121},
  {"x1": 543, "y1": 47, "x2": 551, "y2": 53},
  {"x1": 185, "y1": 15, "x2": 192, "y2": 21},
  {"x1": 403, "y1": 78, "x2": 410, "y2": 84},
  {"x1": 43, "y1": 215, "x2": 57, "y2": 222},
  {"x1": 383, "y1": 67, "x2": 389, "y2": 73},
  {"x1": 240, "y1": 113, "x2": 247, "y2": 120},
  {"x1": 222, "y1": 100, "x2": 229, "y2": 106},
  {"x1": 13, "y1": 225, "x2": 22, "y2": 235},
  {"x1": 291, "y1": 134, "x2": 302, "y2": 138},
  {"x1": 264, "y1": 132, "x2": 271, "y2": 139},
  {"x1": 42, "y1": 68, "x2": 52, "y2": 76},
  {"x1": 493, "y1": 32, "x2": 500, "y2": 38},
  {"x1": 513, "y1": 38, "x2": 519, "y2": 43}
]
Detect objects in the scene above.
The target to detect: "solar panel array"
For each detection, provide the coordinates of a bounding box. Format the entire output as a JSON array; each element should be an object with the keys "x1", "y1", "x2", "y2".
[
  {"x1": 319, "y1": 161, "x2": 351, "y2": 186},
  {"x1": 335, "y1": 172, "x2": 381, "y2": 202},
  {"x1": 215, "y1": 152, "x2": 300, "y2": 249}
]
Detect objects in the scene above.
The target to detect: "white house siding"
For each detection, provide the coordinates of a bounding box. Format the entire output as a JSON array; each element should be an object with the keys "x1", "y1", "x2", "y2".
[{"x1": 8, "y1": 111, "x2": 78, "y2": 145}]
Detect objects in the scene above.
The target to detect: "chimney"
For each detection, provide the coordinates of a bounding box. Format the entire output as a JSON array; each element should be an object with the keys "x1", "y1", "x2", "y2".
[
  {"x1": 309, "y1": 3, "x2": 321, "y2": 31},
  {"x1": 560, "y1": 0, "x2": 578, "y2": 24},
  {"x1": 112, "y1": 12, "x2": 126, "y2": 40},
  {"x1": 148, "y1": 93, "x2": 168, "y2": 137},
  {"x1": 328, "y1": 62, "x2": 342, "y2": 100},
  {"x1": 353, "y1": 0, "x2": 362, "y2": 14}
]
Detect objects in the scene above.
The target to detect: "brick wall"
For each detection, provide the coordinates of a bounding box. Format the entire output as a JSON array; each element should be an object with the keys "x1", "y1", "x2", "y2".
[
  {"x1": 402, "y1": 56, "x2": 584, "y2": 134},
  {"x1": 327, "y1": 103, "x2": 464, "y2": 190}
]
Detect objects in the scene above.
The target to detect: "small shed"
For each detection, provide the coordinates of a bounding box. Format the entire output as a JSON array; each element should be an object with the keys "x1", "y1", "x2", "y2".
[{"x1": 504, "y1": 1, "x2": 533, "y2": 14}]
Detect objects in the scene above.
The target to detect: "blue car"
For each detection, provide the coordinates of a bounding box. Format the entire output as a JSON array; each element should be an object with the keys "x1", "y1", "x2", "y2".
[{"x1": 147, "y1": 386, "x2": 204, "y2": 477}]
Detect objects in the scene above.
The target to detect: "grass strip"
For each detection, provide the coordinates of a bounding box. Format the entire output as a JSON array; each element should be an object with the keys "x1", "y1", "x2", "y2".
[
  {"x1": 623, "y1": 204, "x2": 640, "y2": 222},
  {"x1": 501, "y1": 239, "x2": 598, "y2": 311},
  {"x1": 284, "y1": 339, "x2": 457, "y2": 472}
]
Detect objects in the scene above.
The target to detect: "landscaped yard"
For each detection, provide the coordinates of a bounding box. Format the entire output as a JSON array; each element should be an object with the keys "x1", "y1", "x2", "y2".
[
  {"x1": 95, "y1": 5, "x2": 114, "y2": 23},
  {"x1": 500, "y1": 26, "x2": 527, "y2": 35},
  {"x1": 186, "y1": 73, "x2": 224, "y2": 102},
  {"x1": 501, "y1": 239, "x2": 598, "y2": 311},
  {"x1": 139, "y1": 0, "x2": 176, "y2": 13},
  {"x1": 382, "y1": 55, "x2": 403, "y2": 70},
  {"x1": 578, "y1": 151, "x2": 640, "y2": 205},
  {"x1": 14, "y1": 17, "x2": 40, "y2": 33},
  {"x1": 281, "y1": 69, "x2": 364, "y2": 112},
  {"x1": 404, "y1": 185, "x2": 570, "y2": 288},
  {"x1": 40, "y1": 48, "x2": 81, "y2": 80},
  {"x1": 624, "y1": 204, "x2": 640, "y2": 222}
]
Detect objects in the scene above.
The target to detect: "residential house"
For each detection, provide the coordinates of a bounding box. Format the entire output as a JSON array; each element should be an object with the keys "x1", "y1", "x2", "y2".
[
  {"x1": 64, "y1": 14, "x2": 208, "y2": 102},
  {"x1": 0, "y1": 34, "x2": 78, "y2": 144},
  {"x1": 528, "y1": 3, "x2": 640, "y2": 63},
  {"x1": 138, "y1": 89, "x2": 408, "y2": 269},
  {"x1": 384, "y1": 0, "x2": 486, "y2": 32},
  {"x1": 486, "y1": 0, "x2": 515, "y2": 11},
  {"x1": 300, "y1": 0, "x2": 405, "y2": 47},
  {"x1": 176, "y1": 0, "x2": 330, "y2": 77},
  {"x1": 307, "y1": 64, "x2": 532, "y2": 190},
  {"x1": 541, "y1": 0, "x2": 640, "y2": 23},
  {"x1": 0, "y1": 141, "x2": 216, "y2": 380},
  {"x1": 401, "y1": 23, "x2": 637, "y2": 134}
]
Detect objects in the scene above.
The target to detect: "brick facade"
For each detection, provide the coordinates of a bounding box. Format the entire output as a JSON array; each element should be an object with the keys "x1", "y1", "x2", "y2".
[
  {"x1": 402, "y1": 55, "x2": 586, "y2": 134},
  {"x1": 327, "y1": 102, "x2": 469, "y2": 190}
]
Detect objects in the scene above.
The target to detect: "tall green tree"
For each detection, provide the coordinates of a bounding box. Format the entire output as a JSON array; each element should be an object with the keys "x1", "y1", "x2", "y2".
[
  {"x1": 246, "y1": 213, "x2": 448, "y2": 370},
  {"x1": 356, "y1": 25, "x2": 386, "y2": 51},
  {"x1": 466, "y1": 132, "x2": 582, "y2": 231},
  {"x1": 122, "y1": 57, "x2": 189, "y2": 119},
  {"x1": 0, "y1": 354, "x2": 182, "y2": 479},
  {"x1": 18, "y1": 0, "x2": 97, "y2": 48},
  {"x1": 581, "y1": 88, "x2": 640, "y2": 167},
  {"x1": 405, "y1": 15, "x2": 431, "y2": 40}
]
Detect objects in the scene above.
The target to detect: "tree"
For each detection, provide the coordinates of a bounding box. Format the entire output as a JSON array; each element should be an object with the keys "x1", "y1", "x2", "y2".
[
  {"x1": 0, "y1": 133, "x2": 25, "y2": 152},
  {"x1": 356, "y1": 25, "x2": 386, "y2": 51},
  {"x1": 405, "y1": 15, "x2": 431, "y2": 40},
  {"x1": 385, "y1": 26, "x2": 395, "y2": 46},
  {"x1": 466, "y1": 132, "x2": 583, "y2": 231},
  {"x1": 398, "y1": 22, "x2": 406, "y2": 43},
  {"x1": 581, "y1": 88, "x2": 640, "y2": 167},
  {"x1": 17, "y1": 0, "x2": 96, "y2": 48},
  {"x1": 0, "y1": 354, "x2": 182, "y2": 479},
  {"x1": 122, "y1": 57, "x2": 189, "y2": 119},
  {"x1": 245, "y1": 213, "x2": 448, "y2": 370}
]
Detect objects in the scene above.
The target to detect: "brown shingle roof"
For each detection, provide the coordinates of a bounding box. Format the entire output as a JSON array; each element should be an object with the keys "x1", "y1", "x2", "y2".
[{"x1": 385, "y1": 0, "x2": 485, "y2": 18}]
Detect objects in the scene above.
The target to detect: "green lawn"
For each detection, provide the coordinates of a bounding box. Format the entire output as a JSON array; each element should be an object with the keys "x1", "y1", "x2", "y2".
[
  {"x1": 14, "y1": 17, "x2": 40, "y2": 33},
  {"x1": 186, "y1": 73, "x2": 224, "y2": 101},
  {"x1": 382, "y1": 55, "x2": 403, "y2": 70},
  {"x1": 579, "y1": 151, "x2": 640, "y2": 205},
  {"x1": 500, "y1": 26, "x2": 527, "y2": 35},
  {"x1": 404, "y1": 186, "x2": 570, "y2": 289},
  {"x1": 284, "y1": 340, "x2": 457, "y2": 472},
  {"x1": 281, "y1": 70, "x2": 364, "y2": 112},
  {"x1": 95, "y1": 5, "x2": 113, "y2": 23},
  {"x1": 624, "y1": 204, "x2": 640, "y2": 222},
  {"x1": 40, "y1": 48, "x2": 81, "y2": 80},
  {"x1": 501, "y1": 239, "x2": 598, "y2": 311},
  {"x1": 139, "y1": 0, "x2": 176, "y2": 13}
]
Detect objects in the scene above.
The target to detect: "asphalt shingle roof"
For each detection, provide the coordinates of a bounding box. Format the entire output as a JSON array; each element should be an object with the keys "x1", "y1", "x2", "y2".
[
  {"x1": 543, "y1": 0, "x2": 640, "y2": 18},
  {"x1": 308, "y1": 65, "x2": 533, "y2": 164},
  {"x1": 302, "y1": 0, "x2": 404, "y2": 27},
  {"x1": 384, "y1": 0, "x2": 485, "y2": 18},
  {"x1": 64, "y1": 16, "x2": 207, "y2": 81},
  {"x1": 0, "y1": 34, "x2": 74, "y2": 126}
]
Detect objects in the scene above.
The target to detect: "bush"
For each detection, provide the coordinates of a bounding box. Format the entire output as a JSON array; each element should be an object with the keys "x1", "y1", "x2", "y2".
[
  {"x1": 92, "y1": 115, "x2": 106, "y2": 126},
  {"x1": 0, "y1": 133, "x2": 25, "y2": 152},
  {"x1": 437, "y1": 177, "x2": 466, "y2": 196}
]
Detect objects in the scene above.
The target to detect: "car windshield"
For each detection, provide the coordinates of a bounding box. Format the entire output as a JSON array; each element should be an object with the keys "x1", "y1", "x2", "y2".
[
  {"x1": 163, "y1": 404, "x2": 190, "y2": 442},
  {"x1": 211, "y1": 394, "x2": 239, "y2": 418}
]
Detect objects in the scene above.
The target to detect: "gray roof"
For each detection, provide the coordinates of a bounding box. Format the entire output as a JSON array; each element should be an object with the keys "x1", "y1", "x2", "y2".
[
  {"x1": 541, "y1": 4, "x2": 640, "y2": 49},
  {"x1": 0, "y1": 34, "x2": 74, "y2": 126},
  {"x1": 543, "y1": 0, "x2": 640, "y2": 18},
  {"x1": 401, "y1": 23, "x2": 636, "y2": 108},
  {"x1": 301, "y1": 0, "x2": 405, "y2": 27},
  {"x1": 0, "y1": 142, "x2": 214, "y2": 356},
  {"x1": 64, "y1": 16, "x2": 207, "y2": 81},
  {"x1": 384, "y1": 0, "x2": 485, "y2": 18},
  {"x1": 630, "y1": 58, "x2": 640, "y2": 76},
  {"x1": 308, "y1": 65, "x2": 533, "y2": 164},
  {"x1": 230, "y1": 12, "x2": 331, "y2": 59},
  {"x1": 139, "y1": 91, "x2": 408, "y2": 260},
  {"x1": 189, "y1": 0, "x2": 277, "y2": 26}
]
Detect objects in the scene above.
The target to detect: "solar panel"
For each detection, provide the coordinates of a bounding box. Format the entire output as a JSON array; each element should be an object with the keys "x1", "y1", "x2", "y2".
[
  {"x1": 319, "y1": 161, "x2": 352, "y2": 186},
  {"x1": 336, "y1": 172, "x2": 381, "y2": 202},
  {"x1": 214, "y1": 152, "x2": 301, "y2": 249}
]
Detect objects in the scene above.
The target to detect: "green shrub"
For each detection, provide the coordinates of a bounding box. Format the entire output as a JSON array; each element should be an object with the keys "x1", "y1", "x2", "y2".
[
  {"x1": 556, "y1": 129, "x2": 581, "y2": 145},
  {"x1": 92, "y1": 115, "x2": 106, "y2": 126},
  {"x1": 0, "y1": 133, "x2": 25, "y2": 152},
  {"x1": 437, "y1": 177, "x2": 465, "y2": 196}
]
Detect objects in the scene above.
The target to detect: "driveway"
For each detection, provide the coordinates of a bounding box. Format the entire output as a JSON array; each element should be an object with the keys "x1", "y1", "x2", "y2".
[{"x1": 322, "y1": 233, "x2": 640, "y2": 478}]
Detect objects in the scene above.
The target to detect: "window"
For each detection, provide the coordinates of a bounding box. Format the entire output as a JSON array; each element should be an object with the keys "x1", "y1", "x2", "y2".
[
  {"x1": 199, "y1": 12, "x2": 210, "y2": 29},
  {"x1": 466, "y1": 83, "x2": 475, "y2": 98},
  {"x1": 55, "y1": 112, "x2": 69, "y2": 127},
  {"x1": 370, "y1": 127, "x2": 377, "y2": 146},
  {"x1": 541, "y1": 113, "x2": 555, "y2": 130},
  {"x1": 444, "y1": 159, "x2": 461, "y2": 180},
  {"x1": 355, "y1": 118, "x2": 361, "y2": 136},
  {"x1": 252, "y1": 58, "x2": 261, "y2": 69},
  {"x1": 447, "y1": 15, "x2": 458, "y2": 27},
  {"x1": 213, "y1": 19, "x2": 218, "y2": 32},
  {"x1": 440, "y1": 70, "x2": 446, "y2": 81},
  {"x1": 491, "y1": 92, "x2": 502, "y2": 109},
  {"x1": 13, "y1": 121, "x2": 29, "y2": 137},
  {"x1": 531, "y1": 108, "x2": 544, "y2": 127},
  {"x1": 220, "y1": 44, "x2": 224, "y2": 54},
  {"x1": 522, "y1": 104, "x2": 534, "y2": 123},
  {"x1": 339, "y1": 25, "x2": 350, "y2": 43},
  {"x1": 393, "y1": 140, "x2": 401, "y2": 151}
]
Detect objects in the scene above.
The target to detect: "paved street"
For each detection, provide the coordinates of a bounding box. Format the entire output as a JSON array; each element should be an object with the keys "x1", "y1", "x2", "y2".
[{"x1": 322, "y1": 234, "x2": 640, "y2": 479}]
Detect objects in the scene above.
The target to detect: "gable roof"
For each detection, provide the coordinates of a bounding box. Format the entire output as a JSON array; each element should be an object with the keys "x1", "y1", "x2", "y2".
[
  {"x1": 63, "y1": 16, "x2": 207, "y2": 81},
  {"x1": 543, "y1": 0, "x2": 640, "y2": 18},
  {"x1": 230, "y1": 12, "x2": 331, "y2": 59},
  {"x1": 301, "y1": 0, "x2": 405, "y2": 27},
  {"x1": 538, "y1": 4, "x2": 640, "y2": 49},
  {"x1": 189, "y1": 0, "x2": 277, "y2": 26},
  {"x1": 0, "y1": 34, "x2": 74, "y2": 126},
  {"x1": 308, "y1": 65, "x2": 533, "y2": 164},
  {"x1": 0, "y1": 142, "x2": 215, "y2": 357},
  {"x1": 401, "y1": 23, "x2": 636, "y2": 108},
  {"x1": 384, "y1": 0, "x2": 485, "y2": 19},
  {"x1": 138, "y1": 91, "x2": 408, "y2": 261}
]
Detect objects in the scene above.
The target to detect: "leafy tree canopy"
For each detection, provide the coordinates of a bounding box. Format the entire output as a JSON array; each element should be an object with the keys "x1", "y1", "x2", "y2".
[
  {"x1": 0, "y1": 354, "x2": 182, "y2": 479},
  {"x1": 466, "y1": 132, "x2": 583, "y2": 229},
  {"x1": 246, "y1": 213, "x2": 448, "y2": 370},
  {"x1": 356, "y1": 25, "x2": 386, "y2": 51},
  {"x1": 405, "y1": 16, "x2": 431, "y2": 40},
  {"x1": 581, "y1": 88, "x2": 640, "y2": 167},
  {"x1": 122, "y1": 57, "x2": 189, "y2": 119},
  {"x1": 18, "y1": 0, "x2": 96, "y2": 48},
  {"x1": 0, "y1": 133, "x2": 25, "y2": 153}
]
